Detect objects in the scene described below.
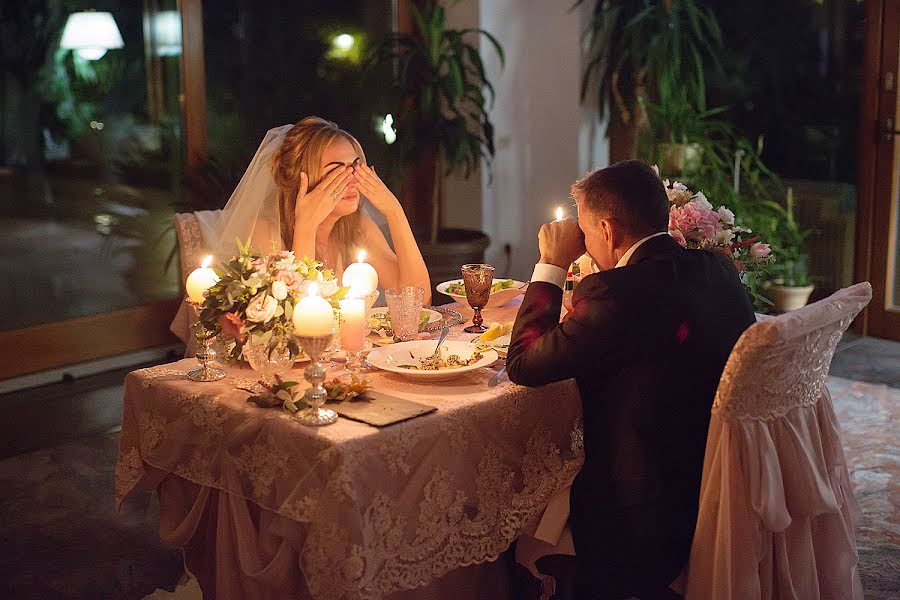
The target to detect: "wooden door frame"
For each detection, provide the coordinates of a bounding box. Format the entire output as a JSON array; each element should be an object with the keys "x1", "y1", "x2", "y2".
[{"x1": 855, "y1": 0, "x2": 899, "y2": 338}]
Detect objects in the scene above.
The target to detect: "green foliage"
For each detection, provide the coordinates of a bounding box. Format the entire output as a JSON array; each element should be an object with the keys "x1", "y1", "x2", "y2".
[
  {"x1": 577, "y1": 0, "x2": 722, "y2": 126},
  {"x1": 368, "y1": 0, "x2": 503, "y2": 239}
]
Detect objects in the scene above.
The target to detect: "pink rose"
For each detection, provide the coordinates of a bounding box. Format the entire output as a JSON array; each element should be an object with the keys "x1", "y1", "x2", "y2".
[
  {"x1": 669, "y1": 203, "x2": 721, "y2": 242},
  {"x1": 668, "y1": 228, "x2": 687, "y2": 247},
  {"x1": 276, "y1": 270, "x2": 304, "y2": 293},
  {"x1": 251, "y1": 257, "x2": 268, "y2": 274},
  {"x1": 750, "y1": 242, "x2": 771, "y2": 259}
]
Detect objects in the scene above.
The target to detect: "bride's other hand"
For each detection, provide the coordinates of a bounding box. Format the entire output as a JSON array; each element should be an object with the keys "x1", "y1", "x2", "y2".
[
  {"x1": 354, "y1": 163, "x2": 401, "y2": 216},
  {"x1": 294, "y1": 167, "x2": 354, "y2": 228}
]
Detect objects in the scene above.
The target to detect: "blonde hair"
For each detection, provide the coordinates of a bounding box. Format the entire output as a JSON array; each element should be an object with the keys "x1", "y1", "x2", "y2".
[{"x1": 271, "y1": 116, "x2": 365, "y2": 267}]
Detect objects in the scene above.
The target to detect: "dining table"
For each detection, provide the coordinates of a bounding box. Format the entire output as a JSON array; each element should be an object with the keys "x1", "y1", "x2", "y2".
[{"x1": 115, "y1": 299, "x2": 584, "y2": 599}]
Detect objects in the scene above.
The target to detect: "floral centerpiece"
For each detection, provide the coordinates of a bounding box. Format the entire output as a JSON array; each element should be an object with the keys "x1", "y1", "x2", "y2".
[
  {"x1": 198, "y1": 241, "x2": 349, "y2": 361},
  {"x1": 657, "y1": 168, "x2": 773, "y2": 306}
]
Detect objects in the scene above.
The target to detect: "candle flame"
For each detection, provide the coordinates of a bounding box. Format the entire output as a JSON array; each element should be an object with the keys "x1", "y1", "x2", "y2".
[
  {"x1": 357, "y1": 249, "x2": 366, "y2": 263},
  {"x1": 308, "y1": 282, "x2": 319, "y2": 297},
  {"x1": 201, "y1": 255, "x2": 213, "y2": 268},
  {"x1": 555, "y1": 206, "x2": 564, "y2": 221}
]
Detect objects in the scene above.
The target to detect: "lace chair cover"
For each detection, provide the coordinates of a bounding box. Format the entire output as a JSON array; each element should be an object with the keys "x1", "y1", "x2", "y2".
[
  {"x1": 170, "y1": 211, "x2": 220, "y2": 353},
  {"x1": 684, "y1": 282, "x2": 871, "y2": 600}
]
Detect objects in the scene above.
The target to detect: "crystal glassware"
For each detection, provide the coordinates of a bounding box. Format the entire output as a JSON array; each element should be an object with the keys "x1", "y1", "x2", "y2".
[
  {"x1": 384, "y1": 286, "x2": 425, "y2": 341},
  {"x1": 187, "y1": 301, "x2": 226, "y2": 382},
  {"x1": 339, "y1": 297, "x2": 372, "y2": 374},
  {"x1": 294, "y1": 332, "x2": 338, "y2": 426},
  {"x1": 461, "y1": 263, "x2": 495, "y2": 333},
  {"x1": 243, "y1": 338, "x2": 294, "y2": 386}
]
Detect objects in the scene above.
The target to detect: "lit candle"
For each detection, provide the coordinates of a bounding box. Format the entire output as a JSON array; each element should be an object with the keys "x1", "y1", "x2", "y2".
[
  {"x1": 339, "y1": 297, "x2": 366, "y2": 352},
  {"x1": 341, "y1": 250, "x2": 379, "y2": 296},
  {"x1": 185, "y1": 256, "x2": 219, "y2": 303},
  {"x1": 292, "y1": 283, "x2": 334, "y2": 337},
  {"x1": 555, "y1": 206, "x2": 565, "y2": 222}
]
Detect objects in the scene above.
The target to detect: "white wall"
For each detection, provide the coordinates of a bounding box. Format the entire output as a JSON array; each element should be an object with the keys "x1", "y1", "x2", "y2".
[{"x1": 442, "y1": 0, "x2": 609, "y2": 279}]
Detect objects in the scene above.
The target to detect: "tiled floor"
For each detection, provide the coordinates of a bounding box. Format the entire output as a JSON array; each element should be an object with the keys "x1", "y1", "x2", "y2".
[{"x1": 0, "y1": 334, "x2": 897, "y2": 599}]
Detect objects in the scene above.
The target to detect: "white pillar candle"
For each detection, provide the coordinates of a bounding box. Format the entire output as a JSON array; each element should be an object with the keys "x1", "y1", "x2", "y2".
[
  {"x1": 341, "y1": 250, "x2": 379, "y2": 296},
  {"x1": 185, "y1": 256, "x2": 219, "y2": 303},
  {"x1": 339, "y1": 297, "x2": 366, "y2": 352},
  {"x1": 292, "y1": 283, "x2": 334, "y2": 336}
]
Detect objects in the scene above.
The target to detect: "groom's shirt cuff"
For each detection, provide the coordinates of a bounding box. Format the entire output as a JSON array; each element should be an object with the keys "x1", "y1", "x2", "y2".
[{"x1": 530, "y1": 263, "x2": 567, "y2": 290}]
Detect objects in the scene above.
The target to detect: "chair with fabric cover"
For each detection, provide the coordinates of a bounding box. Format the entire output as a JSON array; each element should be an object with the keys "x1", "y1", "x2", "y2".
[
  {"x1": 683, "y1": 282, "x2": 872, "y2": 599},
  {"x1": 170, "y1": 210, "x2": 220, "y2": 354}
]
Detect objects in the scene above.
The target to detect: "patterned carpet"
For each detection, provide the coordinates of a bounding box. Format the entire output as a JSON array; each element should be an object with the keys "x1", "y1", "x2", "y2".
[
  {"x1": 0, "y1": 376, "x2": 896, "y2": 598},
  {"x1": 827, "y1": 376, "x2": 900, "y2": 598}
]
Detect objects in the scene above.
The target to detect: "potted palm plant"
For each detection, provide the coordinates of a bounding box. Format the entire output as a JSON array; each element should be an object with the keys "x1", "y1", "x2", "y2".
[
  {"x1": 765, "y1": 189, "x2": 815, "y2": 312},
  {"x1": 577, "y1": 0, "x2": 722, "y2": 161},
  {"x1": 369, "y1": 0, "x2": 503, "y2": 289}
]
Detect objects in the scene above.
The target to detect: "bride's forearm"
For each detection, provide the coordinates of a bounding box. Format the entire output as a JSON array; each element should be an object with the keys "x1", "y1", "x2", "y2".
[
  {"x1": 385, "y1": 208, "x2": 431, "y2": 304},
  {"x1": 292, "y1": 221, "x2": 317, "y2": 261}
]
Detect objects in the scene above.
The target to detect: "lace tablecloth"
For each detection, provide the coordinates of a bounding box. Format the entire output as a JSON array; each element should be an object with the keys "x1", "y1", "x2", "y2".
[{"x1": 116, "y1": 305, "x2": 583, "y2": 599}]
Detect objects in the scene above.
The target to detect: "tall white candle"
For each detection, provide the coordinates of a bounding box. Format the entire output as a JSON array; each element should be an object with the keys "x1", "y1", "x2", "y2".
[
  {"x1": 292, "y1": 283, "x2": 334, "y2": 336},
  {"x1": 339, "y1": 297, "x2": 366, "y2": 352},
  {"x1": 185, "y1": 256, "x2": 219, "y2": 303},
  {"x1": 341, "y1": 250, "x2": 379, "y2": 296}
]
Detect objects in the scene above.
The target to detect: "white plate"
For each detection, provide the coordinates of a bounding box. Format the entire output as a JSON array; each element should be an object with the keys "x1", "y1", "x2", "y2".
[
  {"x1": 475, "y1": 333, "x2": 511, "y2": 356},
  {"x1": 436, "y1": 279, "x2": 527, "y2": 308},
  {"x1": 366, "y1": 340, "x2": 498, "y2": 381}
]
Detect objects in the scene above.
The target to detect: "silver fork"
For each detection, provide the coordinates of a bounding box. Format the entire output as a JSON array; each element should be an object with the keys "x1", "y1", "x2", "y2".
[
  {"x1": 488, "y1": 362, "x2": 507, "y2": 387},
  {"x1": 428, "y1": 325, "x2": 450, "y2": 362}
]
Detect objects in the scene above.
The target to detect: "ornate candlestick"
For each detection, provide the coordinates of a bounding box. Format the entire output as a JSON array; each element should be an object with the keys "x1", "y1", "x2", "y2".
[
  {"x1": 187, "y1": 301, "x2": 226, "y2": 382},
  {"x1": 294, "y1": 332, "x2": 338, "y2": 425}
]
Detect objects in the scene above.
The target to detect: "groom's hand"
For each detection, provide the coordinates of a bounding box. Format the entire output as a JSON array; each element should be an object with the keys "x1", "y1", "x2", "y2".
[{"x1": 539, "y1": 219, "x2": 586, "y2": 269}]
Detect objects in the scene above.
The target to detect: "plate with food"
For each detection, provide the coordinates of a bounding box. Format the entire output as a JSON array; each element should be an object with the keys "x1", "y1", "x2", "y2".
[
  {"x1": 436, "y1": 278, "x2": 527, "y2": 308},
  {"x1": 366, "y1": 340, "x2": 498, "y2": 381}
]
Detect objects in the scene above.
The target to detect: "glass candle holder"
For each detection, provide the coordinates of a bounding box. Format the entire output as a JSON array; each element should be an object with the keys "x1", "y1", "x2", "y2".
[
  {"x1": 293, "y1": 332, "x2": 338, "y2": 426},
  {"x1": 187, "y1": 300, "x2": 226, "y2": 382}
]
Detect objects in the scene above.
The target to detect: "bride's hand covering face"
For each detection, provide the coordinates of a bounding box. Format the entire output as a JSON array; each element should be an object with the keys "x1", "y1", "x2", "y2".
[{"x1": 212, "y1": 116, "x2": 431, "y2": 304}]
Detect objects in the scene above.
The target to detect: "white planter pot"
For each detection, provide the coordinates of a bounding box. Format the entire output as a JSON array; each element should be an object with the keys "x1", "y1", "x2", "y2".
[{"x1": 768, "y1": 284, "x2": 815, "y2": 313}]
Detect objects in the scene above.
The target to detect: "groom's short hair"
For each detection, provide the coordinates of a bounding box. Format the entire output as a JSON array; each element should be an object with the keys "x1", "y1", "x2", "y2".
[{"x1": 571, "y1": 160, "x2": 669, "y2": 239}]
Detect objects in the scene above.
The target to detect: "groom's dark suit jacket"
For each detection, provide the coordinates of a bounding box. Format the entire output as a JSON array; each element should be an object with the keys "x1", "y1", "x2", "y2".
[{"x1": 507, "y1": 234, "x2": 755, "y2": 596}]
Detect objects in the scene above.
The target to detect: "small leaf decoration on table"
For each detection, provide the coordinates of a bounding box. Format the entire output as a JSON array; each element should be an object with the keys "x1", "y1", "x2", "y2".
[
  {"x1": 324, "y1": 374, "x2": 371, "y2": 402},
  {"x1": 243, "y1": 375, "x2": 301, "y2": 410}
]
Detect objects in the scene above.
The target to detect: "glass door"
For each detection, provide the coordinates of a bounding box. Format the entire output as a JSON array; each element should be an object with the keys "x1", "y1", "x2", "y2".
[
  {"x1": 0, "y1": 1, "x2": 185, "y2": 378},
  {"x1": 858, "y1": 0, "x2": 900, "y2": 340}
]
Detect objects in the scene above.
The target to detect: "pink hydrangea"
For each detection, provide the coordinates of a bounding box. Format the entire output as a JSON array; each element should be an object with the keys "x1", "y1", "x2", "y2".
[
  {"x1": 669, "y1": 202, "x2": 722, "y2": 242},
  {"x1": 669, "y1": 228, "x2": 687, "y2": 247}
]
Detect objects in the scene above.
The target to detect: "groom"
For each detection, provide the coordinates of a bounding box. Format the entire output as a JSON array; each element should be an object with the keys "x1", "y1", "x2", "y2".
[{"x1": 507, "y1": 161, "x2": 755, "y2": 599}]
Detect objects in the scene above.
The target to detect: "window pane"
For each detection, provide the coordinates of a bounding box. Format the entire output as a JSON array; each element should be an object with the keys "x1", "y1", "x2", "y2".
[
  {"x1": 0, "y1": 1, "x2": 183, "y2": 331},
  {"x1": 202, "y1": 0, "x2": 399, "y2": 207}
]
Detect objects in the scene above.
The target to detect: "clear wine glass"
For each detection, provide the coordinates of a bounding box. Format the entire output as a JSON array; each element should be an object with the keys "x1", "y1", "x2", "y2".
[{"x1": 461, "y1": 263, "x2": 494, "y2": 333}]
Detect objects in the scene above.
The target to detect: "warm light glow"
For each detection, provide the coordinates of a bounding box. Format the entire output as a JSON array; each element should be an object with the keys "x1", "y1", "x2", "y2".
[
  {"x1": 60, "y1": 11, "x2": 124, "y2": 61},
  {"x1": 333, "y1": 33, "x2": 354, "y2": 51},
  {"x1": 201, "y1": 255, "x2": 212, "y2": 268},
  {"x1": 378, "y1": 114, "x2": 397, "y2": 145},
  {"x1": 357, "y1": 250, "x2": 366, "y2": 263},
  {"x1": 186, "y1": 258, "x2": 219, "y2": 303},
  {"x1": 342, "y1": 252, "x2": 379, "y2": 297},
  {"x1": 555, "y1": 206, "x2": 564, "y2": 221},
  {"x1": 308, "y1": 282, "x2": 319, "y2": 297},
  {"x1": 151, "y1": 10, "x2": 181, "y2": 57}
]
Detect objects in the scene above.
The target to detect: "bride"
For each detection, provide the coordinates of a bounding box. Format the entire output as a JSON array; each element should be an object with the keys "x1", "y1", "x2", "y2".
[
  {"x1": 172, "y1": 117, "x2": 431, "y2": 346},
  {"x1": 213, "y1": 116, "x2": 431, "y2": 298}
]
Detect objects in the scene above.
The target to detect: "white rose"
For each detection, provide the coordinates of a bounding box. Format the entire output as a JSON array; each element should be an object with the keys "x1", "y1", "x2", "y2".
[
  {"x1": 271, "y1": 280, "x2": 288, "y2": 300},
  {"x1": 693, "y1": 191, "x2": 713, "y2": 211},
  {"x1": 320, "y1": 279, "x2": 339, "y2": 297},
  {"x1": 717, "y1": 206, "x2": 735, "y2": 225},
  {"x1": 245, "y1": 293, "x2": 278, "y2": 323},
  {"x1": 715, "y1": 228, "x2": 735, "y2": 245}
]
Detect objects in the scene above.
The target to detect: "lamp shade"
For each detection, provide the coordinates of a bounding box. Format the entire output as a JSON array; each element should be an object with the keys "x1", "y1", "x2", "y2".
[
  {"x1": 151, "y1": 11, "x2": 182, "y2": 56},
  {"x1": 60, "y1": 11, "x2": 124, "y2": 60}
]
